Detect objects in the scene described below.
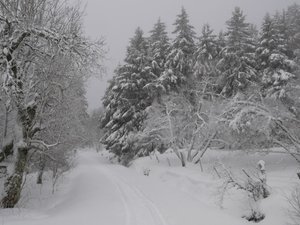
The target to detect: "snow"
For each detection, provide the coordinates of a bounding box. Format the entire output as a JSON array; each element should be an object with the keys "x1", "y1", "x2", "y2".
[
  {"x1": 2, "y1": 48, "x2": 9, "y2": 56},
  {"x1": 258, "y1": 160, "x2": 265, "y2": 171},
  {"x1": 1, "y1": 148, "x2": 299, "y2": 225},
  {"x1": 273, "y1": 69, "x2": 294, "y2": 81}
]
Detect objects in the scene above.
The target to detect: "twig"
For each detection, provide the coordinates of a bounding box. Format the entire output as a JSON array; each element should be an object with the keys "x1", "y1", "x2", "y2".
[
  {"x1": 214, "y1": 166, "x2": 221, "y2": 178},
  {"x1": 273, "y1": 139, "x2": 300, "y2": 164}
]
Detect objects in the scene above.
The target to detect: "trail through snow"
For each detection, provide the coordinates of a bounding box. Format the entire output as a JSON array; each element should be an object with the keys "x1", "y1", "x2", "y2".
[
  {"x1": 101, "y1": 166, "x2": 169, "y2": 225},
  {"x1": 3, "y1": 149, "x2": 293, "y2": 225},
  {"x1": 1, "y1": 151, "x2": 174, "y2": 225}
]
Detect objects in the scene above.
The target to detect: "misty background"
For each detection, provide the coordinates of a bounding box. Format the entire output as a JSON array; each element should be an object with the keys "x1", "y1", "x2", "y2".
[{"x1": 82, "y1": 0, "x2": 296, "y2": 111}]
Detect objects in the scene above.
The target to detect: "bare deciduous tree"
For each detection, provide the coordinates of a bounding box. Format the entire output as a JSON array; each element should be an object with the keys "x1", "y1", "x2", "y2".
[{"x1": 0, "y1": 0, "x2": 105, "y2": 208}]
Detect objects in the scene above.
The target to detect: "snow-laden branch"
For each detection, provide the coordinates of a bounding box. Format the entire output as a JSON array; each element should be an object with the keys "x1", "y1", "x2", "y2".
[{"x1": 30, "y1": 139, "x2": 60, "y2": 150}]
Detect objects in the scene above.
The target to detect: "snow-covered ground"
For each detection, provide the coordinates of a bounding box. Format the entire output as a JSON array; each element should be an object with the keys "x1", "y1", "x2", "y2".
[{"x1": 0, "y1": 148, "x2": 299, "y2": 225}]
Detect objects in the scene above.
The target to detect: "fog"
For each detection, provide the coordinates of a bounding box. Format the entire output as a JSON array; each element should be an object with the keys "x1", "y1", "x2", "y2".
[{"x1": 81, "y1": 0, "x2": 297, "y2": 111}]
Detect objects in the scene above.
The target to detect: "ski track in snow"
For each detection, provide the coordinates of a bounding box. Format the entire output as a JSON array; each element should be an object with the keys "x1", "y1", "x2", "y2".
[
  {"x1": 100, "y1": 165, "x2": 169, "y2": 225},
  {"x1": 3, "y1": 150, "x2": 297, "y2": 225},
  {"x1": 0, "y1": 152, "x2": 170, "y2": 225}
]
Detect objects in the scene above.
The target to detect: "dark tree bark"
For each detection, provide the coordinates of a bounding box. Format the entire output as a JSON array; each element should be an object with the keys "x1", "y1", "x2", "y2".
[
  {"x1": 1, "y1": 146, "x2": 28, "y2": 208},
  {"x1": 37, "y1": 155, "x2": 46, "y2": 184},
  {"x1": 0, "y1": 141, "x2": 14, "y2": 163}
]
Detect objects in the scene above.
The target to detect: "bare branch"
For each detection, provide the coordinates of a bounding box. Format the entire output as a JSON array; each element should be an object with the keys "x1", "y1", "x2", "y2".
[{"x1": 273, "y1": 139, "x2": 300, "y2": 164}]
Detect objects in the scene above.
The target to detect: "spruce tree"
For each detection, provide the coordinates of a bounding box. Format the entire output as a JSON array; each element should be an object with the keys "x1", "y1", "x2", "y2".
[
  {"x1": 101, "y1": 28, "x2": 153, "y2": 162},
  {"x1": 286, "y1": 4, "x2": 300, "y2": 51},
  {"x1": 149, "y1": 18, "x2": 170, "y2": 74},
  {"x1": 161, "y1": 7, "x2": 196, "y2": 90},
  {"x1": 217, "y1": 7, "x2": 257, "y2": 97},
  {"x1": 274, "y1": 11, "x2": 291, "y2": 56},
  {"x1": 257, "y1": 12, "x2": 296, "y2": 98},
  {"x1": 193, "y1": 24, "x2": 220, "y2": 98},
  {"x1": 147, "y1": 18, "x2": 170, "y2": 96},
  {"x1": 217, "y1": 31, "x2": 226, "y2": 54},
  {"x1": 194, "y1": 24, "x2": 218, "y2": 78},
  {"x1": 256, "y1": 13, "x2": 276, "y2": 70}
]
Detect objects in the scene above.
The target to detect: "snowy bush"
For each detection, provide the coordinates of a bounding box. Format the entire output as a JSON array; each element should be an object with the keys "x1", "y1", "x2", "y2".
[
  {"x1": 143, "y1": 168, "x2": 151, "y2": 176},
  {"x1": 220, "y1": 92, "x2": 300, "y2": 160},
  {"x1": 288, "y1": 185, "x2": 300, "y2": 225},
  {"x1": 243, "y1": 210, "x2": 265, "y2": 223},
  {"x1": 218, "y1": 161, "x2": 270, "y2": 222}
]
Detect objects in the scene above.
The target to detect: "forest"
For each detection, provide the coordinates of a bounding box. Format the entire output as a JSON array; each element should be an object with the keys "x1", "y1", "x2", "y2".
[
  {"x1": 0, "y1": 0, "x2": 300, "y2": 225},
  {"x1": 99, "y1": 4, "x2": 300, "y2": 223},
  {"x1": 101, "y1": 5, "x2": 300, "y2": 167}
]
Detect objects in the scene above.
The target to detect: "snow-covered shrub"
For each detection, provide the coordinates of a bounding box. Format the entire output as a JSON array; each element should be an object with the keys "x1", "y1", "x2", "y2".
[
  {"x1": 221, "y1": 94, "x2": 274, "y2": 149},
  {"x1": 218, "y1": 161, "x2": 270, "y2": 222},
  {"x1": 288, "y1": 185, "x2": 300, "y2": 225},
  {"x1": 135, "y1": 93, "x2": 225, "y2": 167},
  {"x1": 221, "y1": 92, "x2": 300, "y2": 157},
  {"x1": 243, "y1": 210, "x2": 265, "y2": 223},
  {"x1": 143, "y1": 168, "x2": 151, "y2": 176}
]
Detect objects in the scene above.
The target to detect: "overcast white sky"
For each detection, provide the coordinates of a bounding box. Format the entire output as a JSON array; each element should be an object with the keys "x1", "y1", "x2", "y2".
[{"x1": 82, "y1": 0, "x2": 297, "y2": 111}]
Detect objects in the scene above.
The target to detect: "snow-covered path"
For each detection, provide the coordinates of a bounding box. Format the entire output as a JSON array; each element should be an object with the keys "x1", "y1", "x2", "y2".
[
  {"x1": 1, "y1": 150, "x2": 251, "y2": 225},
  {"x1": 100, "y1": 166, "x2": 169, "y2": 225}
]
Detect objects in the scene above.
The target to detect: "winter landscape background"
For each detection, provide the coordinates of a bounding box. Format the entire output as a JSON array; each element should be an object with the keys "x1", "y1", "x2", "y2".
[
  {"x1": 83, "y1": 0, "x2": 296, "y2": 111},
  {"x1": 0, "y1": 0, "x2": 300, "y2": 225}
]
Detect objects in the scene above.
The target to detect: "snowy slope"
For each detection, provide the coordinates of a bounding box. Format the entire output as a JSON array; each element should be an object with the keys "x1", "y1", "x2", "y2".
[
  {"x1": 1, "y1": 149, "x2": 299, "y2": 225},
  {"x1": 132, "y1": 149, "x2": 299, "y2": 225}
]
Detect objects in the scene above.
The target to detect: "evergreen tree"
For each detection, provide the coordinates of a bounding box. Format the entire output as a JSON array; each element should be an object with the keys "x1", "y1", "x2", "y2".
[
  {"x1": 256, "y1": 13, "x2": 277, "y2": 70},
  {"x1": 149, "y1": 18, "x2": 170, "y2": 74},
  {"x1": 194, "y1": 24, "x2": 218, "y2": 78},
  {"x1": 286, "y1": 4, "x2": 300, "y2": 51},
  {"x1": 217, "y1": 7, "x2": 257, "y2": 97},
  {"x1": 101, "y1": 28, "x2": 154, "y2": 162},
  {"x1": 193, "y1": 24, "x2": 220, "y2": 98},
  {"x1": 161, "y1": 7, "x2": 196, "y2": 89},
  {"x1": 274, "y1": 11, "x2": 291, "y2": 57},
  {"x1": 147, "y1": 18, "x2": 170, "y2": 96},
  {"x1": 217, "y1": 31, "x2": 226, "y2": 54},
  {"x1": 257, "y1": 12, "x2": 296, "y2": 98}
]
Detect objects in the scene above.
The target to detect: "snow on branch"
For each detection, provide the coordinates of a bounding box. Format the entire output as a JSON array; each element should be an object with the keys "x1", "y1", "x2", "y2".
[{"x1": 30, "y1": 139, "x2": 60, "y2": 150}]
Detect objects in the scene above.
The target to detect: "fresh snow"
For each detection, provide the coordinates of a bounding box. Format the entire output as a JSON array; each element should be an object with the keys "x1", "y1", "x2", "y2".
[{"x1": 1, "y1": 149, "x2": 299, "y2": 225}]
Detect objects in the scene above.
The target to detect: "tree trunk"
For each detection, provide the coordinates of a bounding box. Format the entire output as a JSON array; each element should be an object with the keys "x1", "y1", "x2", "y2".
[
  {"x1": 194, "y1": 131, "x2": 217, "y2": 163},
  {"x1": 1, "y1": 146, "x2": 28, "y2": 208},
  {"x1": 37, "y1": 155, "x2": 46, "y2": 184},
  {"x1": 172, "y1": 146, "x2": 186, "y2": 167},
  {"x1": 0, "y1": 92, "x2": 34, "y2": 207},
  {"x1": 3, "y1": 103, "x2": 8, "y2": 139},
  {"x1": 0, "y1": 141, "x2": 14, "y2": 163},
  {"x1": 0, "y1": 103, "x2": 14, "y2": 163},
  {"x1": 180, "y1": 152, "x2": 186, "y2": 167},
  {"x1": 187, "y1": 134, "x2": 196, "y2": 162}
]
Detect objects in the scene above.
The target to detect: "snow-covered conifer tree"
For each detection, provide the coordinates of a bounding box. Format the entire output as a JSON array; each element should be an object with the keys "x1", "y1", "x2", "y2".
[
  {"x1": 217, "y1": 7, "x2": 257, "y2": 97},
  {"x1": 193, "y1": 24, "x2": 220, "y2": 97},
  {"x1": 257, "y1": 12, "x2": 296, "y2": 98},
  {"x1": 147, "y1": 19, "x2": 170, "y2": 96},
  {"x1": 161, "y1": 7, "x2": 196, "y2": 89},
  {"x1": 194, "y1": 24, "x2": 218, "y2": 78},
  {"x1": 286, "y1": 4, "x2": 300, "y2": 51},
  {"x1": 101, "y1": 28, "x2": 154, "y2": 163},
  {"x1": 149, "y1": 18, "x2": 170, "y2": 75}
]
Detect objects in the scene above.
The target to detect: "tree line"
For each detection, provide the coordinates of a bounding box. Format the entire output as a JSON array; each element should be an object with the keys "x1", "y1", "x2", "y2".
[{"x1": 101, "y1": 5, "x2": 300, "y2": 166}]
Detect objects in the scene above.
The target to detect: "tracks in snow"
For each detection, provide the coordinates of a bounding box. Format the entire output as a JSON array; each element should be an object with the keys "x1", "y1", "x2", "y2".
[{"x1": 100, "y1": 166, "x2": 169, "y2": 225}]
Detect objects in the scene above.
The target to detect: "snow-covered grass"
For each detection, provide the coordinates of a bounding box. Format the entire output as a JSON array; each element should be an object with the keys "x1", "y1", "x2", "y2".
[{"x1": 0, "y1": 148, "x2": 299, "y2": 225}]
